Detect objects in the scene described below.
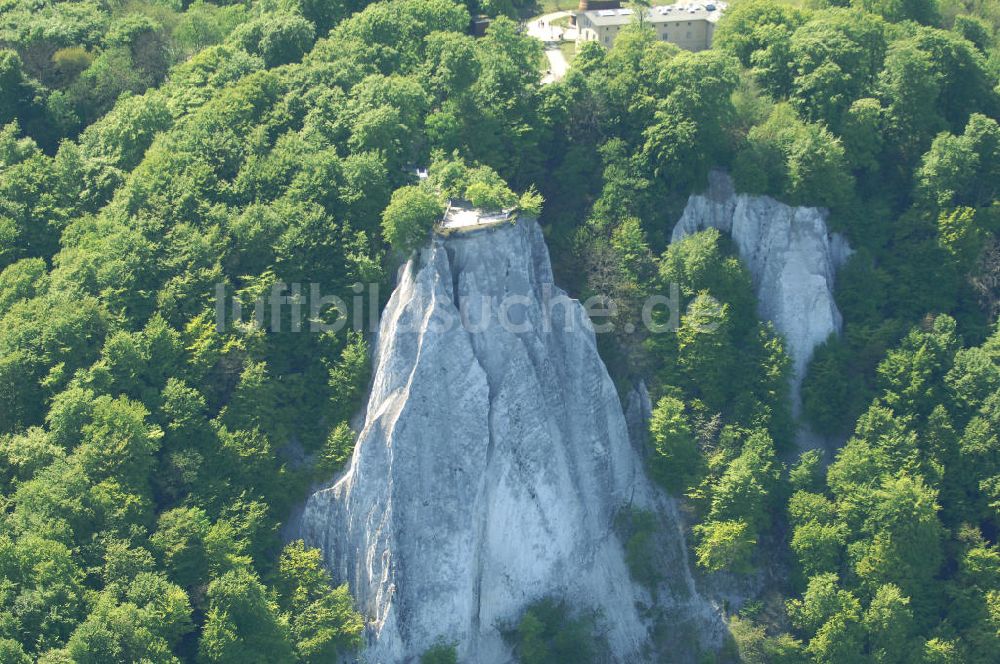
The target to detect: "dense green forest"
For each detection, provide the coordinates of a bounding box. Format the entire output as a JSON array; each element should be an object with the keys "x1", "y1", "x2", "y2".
[{"x1": 0, "y1": 0, "x2": 998, "y2": 661}]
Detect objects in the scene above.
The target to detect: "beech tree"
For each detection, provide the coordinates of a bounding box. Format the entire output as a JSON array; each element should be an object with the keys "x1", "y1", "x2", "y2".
[
  {"x1": 381, "y1": 184, "x2": 443, "y2": 253},
  {"x1": 648, "y1": 395, "x2": 699, "y2": 492},
  {"x1": 198, "y1": 569, "x2": 295, "y2": 663}
]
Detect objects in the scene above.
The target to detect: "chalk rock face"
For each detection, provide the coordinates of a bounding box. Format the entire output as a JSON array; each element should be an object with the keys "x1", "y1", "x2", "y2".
[
  {"x1": 295, "y1": 218, "x2": 721, "y2": 662},
  {"x1": 672, "y1": 171, "x2": 852, "y2": 409}
]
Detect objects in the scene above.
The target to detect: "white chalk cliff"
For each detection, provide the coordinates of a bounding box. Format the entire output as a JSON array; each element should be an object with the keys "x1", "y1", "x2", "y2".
[
  {"x1": 295, "y1": 218, "x2": 723, "y2": 662},
  {"x1": 672, "y1": 171, "x2": 852, "y2": 413}
]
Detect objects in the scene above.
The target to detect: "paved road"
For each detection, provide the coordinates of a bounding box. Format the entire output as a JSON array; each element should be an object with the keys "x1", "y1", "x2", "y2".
[
  {"x1": 526, "y1": 11, "x2": 571, "y2": 42},
  {"x1": 542, "y1": 47, "x2": 569, "y2": 83},
  {"x1": 526, "y1": 11, "x2": 574, "y2": 83}
]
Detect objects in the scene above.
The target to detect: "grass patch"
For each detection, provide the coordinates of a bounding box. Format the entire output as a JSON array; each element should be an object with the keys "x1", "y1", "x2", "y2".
[
  {"x1": 539, "y1": 0, "x2": 578, "y2": 13},
  {"x1": 558, "y1": 39, "x2": 576, "y2": 65}
]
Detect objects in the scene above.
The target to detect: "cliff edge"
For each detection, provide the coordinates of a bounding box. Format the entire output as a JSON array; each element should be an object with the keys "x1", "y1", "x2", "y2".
[
  {"x1": 672, "y1": 171, "x2": 852, "y2": 420},
  {"x1": 294, "y1": 218, "x2": 723, "y2": 662}
]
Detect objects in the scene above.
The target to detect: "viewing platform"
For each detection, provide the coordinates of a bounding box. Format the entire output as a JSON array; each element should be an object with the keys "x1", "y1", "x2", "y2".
[{"x1": 437, "y1": 199, "x2": 517, "y2": 235}]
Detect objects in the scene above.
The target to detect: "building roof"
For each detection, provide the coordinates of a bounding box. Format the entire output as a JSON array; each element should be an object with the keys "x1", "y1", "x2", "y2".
[{"x1": 581, "y1": 2, "x2": 726, "y2": 27}]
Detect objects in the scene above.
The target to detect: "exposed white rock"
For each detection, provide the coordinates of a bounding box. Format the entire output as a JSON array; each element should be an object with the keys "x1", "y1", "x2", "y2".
[
  {"x1": 672, "y1": 171, "x2": 852, "y2": 414},
  {"x1": 295, "y1": 218, "x2": 723, "y2": 662}
]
